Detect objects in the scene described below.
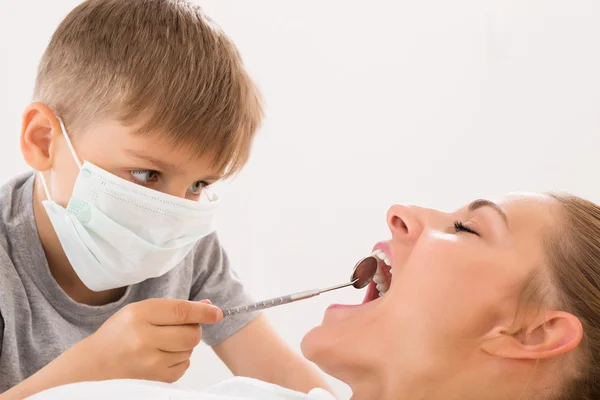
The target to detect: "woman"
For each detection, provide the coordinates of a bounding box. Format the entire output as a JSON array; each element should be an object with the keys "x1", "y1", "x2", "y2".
[
  {"x1": 301, "y1": 192, "x2": 599, "y2": 399},
  {"x1": 27, "y1": 193, "x2": 600, "y2": 400}
]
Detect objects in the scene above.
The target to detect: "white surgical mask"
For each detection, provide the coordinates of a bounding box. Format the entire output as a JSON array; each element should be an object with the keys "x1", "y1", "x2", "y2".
[{"x1": 39, "y1": 119, "x2": 220, "y2": 292}]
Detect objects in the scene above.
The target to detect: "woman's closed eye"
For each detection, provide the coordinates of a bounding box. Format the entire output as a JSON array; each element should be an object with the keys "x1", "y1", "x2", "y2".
[{"x1": 453, "y1": 221, "x2": 480, "y2": 236}]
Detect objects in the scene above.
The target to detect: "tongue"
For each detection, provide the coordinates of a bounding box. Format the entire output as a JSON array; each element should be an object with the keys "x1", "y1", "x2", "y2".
[{"x1": 362, "y1": 281, "x2": 379, "y2": 304}]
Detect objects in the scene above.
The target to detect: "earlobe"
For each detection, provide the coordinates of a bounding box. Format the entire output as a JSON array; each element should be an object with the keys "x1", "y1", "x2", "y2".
[
  {"x1": 20, "y1": 102, "x2": 61, "y2": 171},
  {"x1": 481, "y1": 311, "x2": 583, "y2": 360}
]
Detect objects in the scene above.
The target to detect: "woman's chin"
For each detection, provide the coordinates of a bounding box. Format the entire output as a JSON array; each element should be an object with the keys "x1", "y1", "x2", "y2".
[
  {"x1": 300, "y1": 324, "x2": 323, "y2": 362},
  {"x1": 300, "y1": 323, "x2": 340, "y2": 373},
  {"x1": 301, "y1": 303, "x2": 366, "y2": 365}
]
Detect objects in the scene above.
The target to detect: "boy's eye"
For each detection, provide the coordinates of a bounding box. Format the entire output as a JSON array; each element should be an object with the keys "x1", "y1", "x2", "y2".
[
  {"x1": 188, "y1": 181, "x2": 208, "y2": 195},
  {"x1": 131, "y1": 170, "x2": 159, "y2": 183}
]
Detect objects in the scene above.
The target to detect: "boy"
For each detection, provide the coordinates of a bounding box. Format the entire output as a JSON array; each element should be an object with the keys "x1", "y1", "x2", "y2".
[{"x1": 0, "y1": 1, "x2": 329, "y2": 398}]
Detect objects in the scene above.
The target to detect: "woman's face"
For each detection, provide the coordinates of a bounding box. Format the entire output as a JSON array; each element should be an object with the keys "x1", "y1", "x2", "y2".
[{"x1": 301, "y1": 193, "x2": 558, "y2": 399}]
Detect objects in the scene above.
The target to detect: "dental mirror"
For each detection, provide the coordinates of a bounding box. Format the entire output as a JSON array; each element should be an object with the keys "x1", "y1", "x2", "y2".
[
  {"x1": 222, "y1": 253, "x2": 380, "y2": 318},
  {"x1": 350, "y1": 255, "x2": 379, "y2": 289}
]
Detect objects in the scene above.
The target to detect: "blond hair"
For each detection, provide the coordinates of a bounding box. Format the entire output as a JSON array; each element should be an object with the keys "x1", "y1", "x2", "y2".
[
  {"x1": 34, "y1": 0, "x2": 263, "y2": 178},
  {"x1": 498, "y1": 193, "x2": 600, "y2": 399},
  {"x1": 540, "y1": 194, "x2": 600, "y2": 399}
]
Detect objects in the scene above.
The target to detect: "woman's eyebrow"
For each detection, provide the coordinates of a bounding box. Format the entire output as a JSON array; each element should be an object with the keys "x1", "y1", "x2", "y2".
[{"x1": 468, "y1": 199, "x2": 508, "y2": 226}]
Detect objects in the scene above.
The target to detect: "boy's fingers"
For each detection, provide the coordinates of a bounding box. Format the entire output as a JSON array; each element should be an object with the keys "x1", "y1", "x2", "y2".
[
  {"x1": 154, "y1": 325, "x2": 203, "y2": 352},
  {"x1": 166, "y1": 358, "x2": 192, "y2": 382},
  {"x1": 143, "y1": 298, "x2": 222, "y2": 326},
  {"x1": 162, "y1": 349, "x2": 194, "y2": 368}
]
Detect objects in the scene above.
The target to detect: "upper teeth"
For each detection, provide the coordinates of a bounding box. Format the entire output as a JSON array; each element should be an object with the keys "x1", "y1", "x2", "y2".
[
  {"x1": 371, "y1": 249, "x2": 392, "y2": 297},
  {"x1": 373, "y1": 249, "x2": 392, "y2": 267}
]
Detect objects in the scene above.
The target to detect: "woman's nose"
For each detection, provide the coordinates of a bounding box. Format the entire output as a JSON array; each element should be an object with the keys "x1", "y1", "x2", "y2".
[{"x1": 386, "y1": 204, "x2": 424, "y2": 243}]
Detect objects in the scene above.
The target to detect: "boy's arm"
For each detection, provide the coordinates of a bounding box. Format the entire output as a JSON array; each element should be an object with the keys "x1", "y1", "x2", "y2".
[
  {"x1": 1, "y1": 298, "x2": 223, "y2": 400},
  {"x1": 213, "y1": 314, "x2": 331, "y2": 394},
  {"x1": 0, "y1": 337, "x2": 98, "y2": 400}
]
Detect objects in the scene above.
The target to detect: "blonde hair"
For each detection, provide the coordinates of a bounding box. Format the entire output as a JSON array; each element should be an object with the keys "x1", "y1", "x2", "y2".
[
  {"x1": 542, "y1": 194, "x2": 600, "y2": 399},
  {"x1": 34, "y1": 0, "x2": 263, "y2": 178}
]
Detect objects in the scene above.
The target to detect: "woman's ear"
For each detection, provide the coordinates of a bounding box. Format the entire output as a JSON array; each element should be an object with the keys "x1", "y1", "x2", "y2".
[
  {"x1": 21, "y1": 102, "x2": 62, "y2": 171},
  {"x1": 481, "y1": 311, "x2": 583, "y2": 360}
]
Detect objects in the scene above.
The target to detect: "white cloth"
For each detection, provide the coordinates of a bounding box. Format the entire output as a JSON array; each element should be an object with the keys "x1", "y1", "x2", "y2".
[{"x1": 27, "y1": 377, "x2": 336, "y2": 400}]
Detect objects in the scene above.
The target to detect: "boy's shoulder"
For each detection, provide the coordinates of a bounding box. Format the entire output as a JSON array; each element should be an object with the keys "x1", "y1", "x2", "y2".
[
  {"x1": 0, "y1": 171, "x2": 36, "y2": 305},
  {"x1": 0, "y1": 171, "x2": 35, "y2": 245},
  {"x1": 0, "y1": 169, "x2": 34, "y2": 219}
]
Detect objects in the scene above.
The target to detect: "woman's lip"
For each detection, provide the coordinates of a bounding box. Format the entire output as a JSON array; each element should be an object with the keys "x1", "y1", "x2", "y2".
[{"x1": 326, "y1": 303, "x2": 362, "y2": 310}]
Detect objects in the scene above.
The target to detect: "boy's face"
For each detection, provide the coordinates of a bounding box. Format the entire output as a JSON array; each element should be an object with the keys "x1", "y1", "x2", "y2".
[{"x1": 43, "y1": 116, "x2": 222, "y2": 207}]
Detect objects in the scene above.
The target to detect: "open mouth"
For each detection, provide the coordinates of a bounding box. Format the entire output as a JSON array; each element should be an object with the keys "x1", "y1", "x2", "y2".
[{"x1": 362, "y1": 247, "x2": 393, "y2": 303}]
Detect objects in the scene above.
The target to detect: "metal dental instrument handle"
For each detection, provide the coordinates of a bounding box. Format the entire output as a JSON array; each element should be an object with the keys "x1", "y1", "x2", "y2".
[
  {"x1": 222, "y1": 254, "x2": 380, "y2": 318},
  {"x1": 222, "y1": 280, "x2": 358, "y2": 317}
]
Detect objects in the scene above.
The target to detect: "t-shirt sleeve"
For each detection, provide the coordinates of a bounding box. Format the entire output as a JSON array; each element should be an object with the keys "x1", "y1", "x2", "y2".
[
  {"x1": 189, "y1": 233, "x2": 259, "y2": 347},
  {"x1": 0, "y1": 309, "x2": 3, "y2": 356},
  {"x1": 0, "y1": 249, "x2": 4, "y2": 358}
]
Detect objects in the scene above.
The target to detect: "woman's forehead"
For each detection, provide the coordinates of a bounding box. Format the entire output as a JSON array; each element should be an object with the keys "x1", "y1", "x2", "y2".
[
  {"x1": 495, "y1": 194, "x2": 559, "y2": 264},
  {"x1": 454, "y1": 193, "x2": 557, "y2": 226},
  {"x1": 497, "y1": 193, "x2": 559, "y2": 230},
  {"x1": 461, "y1": 193, "x2": 557, "y2": 218},
  {"x1": 495, "y1": 192, "x2": 556, "y2": 207}
]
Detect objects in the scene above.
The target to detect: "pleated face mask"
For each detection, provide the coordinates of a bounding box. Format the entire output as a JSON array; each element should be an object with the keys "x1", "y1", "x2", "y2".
[{"x1": 39, "y1": 119, "x2": 220, "y2": 292}]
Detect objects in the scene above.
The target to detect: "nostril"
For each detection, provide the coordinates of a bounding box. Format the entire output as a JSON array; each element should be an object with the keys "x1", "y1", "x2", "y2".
[{"x1": 391, "y1": 215, "x2": 408, "y2": 233}]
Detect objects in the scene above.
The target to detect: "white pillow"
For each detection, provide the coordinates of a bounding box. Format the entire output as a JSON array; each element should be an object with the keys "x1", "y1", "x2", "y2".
[{"x1": 26, "y1": 377, "x2": 335, "y2": 400}]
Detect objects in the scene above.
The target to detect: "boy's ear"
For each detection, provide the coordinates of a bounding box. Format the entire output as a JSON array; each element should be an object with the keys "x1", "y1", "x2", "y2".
[
  {"x1": 21, "y1": 102, "x2": 62, "y2": 171},
  {"x1": 481, "y1": 311, "x2": 583, "y2": 360}
]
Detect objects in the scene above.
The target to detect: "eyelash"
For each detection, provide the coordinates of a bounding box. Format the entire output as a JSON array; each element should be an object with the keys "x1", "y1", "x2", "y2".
[
  {"x1": 453, "y1": 221, "x2": 480, "y2": 236},
  {"x1": 130, "y1": 170, "x2": 209, "y2": 194},
  {"x1": 131, "y1": 169, "x2": 159, "y2": 183}
]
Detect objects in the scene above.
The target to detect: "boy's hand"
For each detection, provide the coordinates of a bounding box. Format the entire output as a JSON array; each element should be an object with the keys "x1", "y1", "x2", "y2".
[
  {"x1": 0, "y1": 299, "x2": 222, "y2": 400},
  {"x1": 85, "y1": 298, "x2": 223, "y2": 383}
]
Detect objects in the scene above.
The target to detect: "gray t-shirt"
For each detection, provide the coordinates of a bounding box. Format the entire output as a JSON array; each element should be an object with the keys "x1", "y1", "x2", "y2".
[{"x1": 0, "y1": 172, "x2": 258, "y2": 394}]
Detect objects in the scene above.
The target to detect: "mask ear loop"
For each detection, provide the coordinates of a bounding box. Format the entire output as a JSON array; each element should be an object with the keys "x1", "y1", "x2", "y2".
[
  {"x1": 58, "y1": 118, "x2": 82, "y2": 168},
  {"x1": 39, "y1": 118, "x2": 83, "y2": 202},
  {"x1": 39, "y1": 172, "x2": 53, "y2": 202},
  {"x1": 201, "y1": 187, "x2": 217, "y2": 202}
]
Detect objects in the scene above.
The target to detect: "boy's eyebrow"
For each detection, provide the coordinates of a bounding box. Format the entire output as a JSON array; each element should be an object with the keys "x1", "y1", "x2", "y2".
[
  {"x1": 124, "y1": 148, "x2": 222, "y2": 181},
  {"x1": 125, "y1": 149, "x2": 178, "y2": 172}
]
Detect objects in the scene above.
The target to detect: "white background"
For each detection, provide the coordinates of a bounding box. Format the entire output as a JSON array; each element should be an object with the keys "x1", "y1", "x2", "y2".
[{"x1": 2, "y1": 1, "x2": 600, "y2": 398}]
